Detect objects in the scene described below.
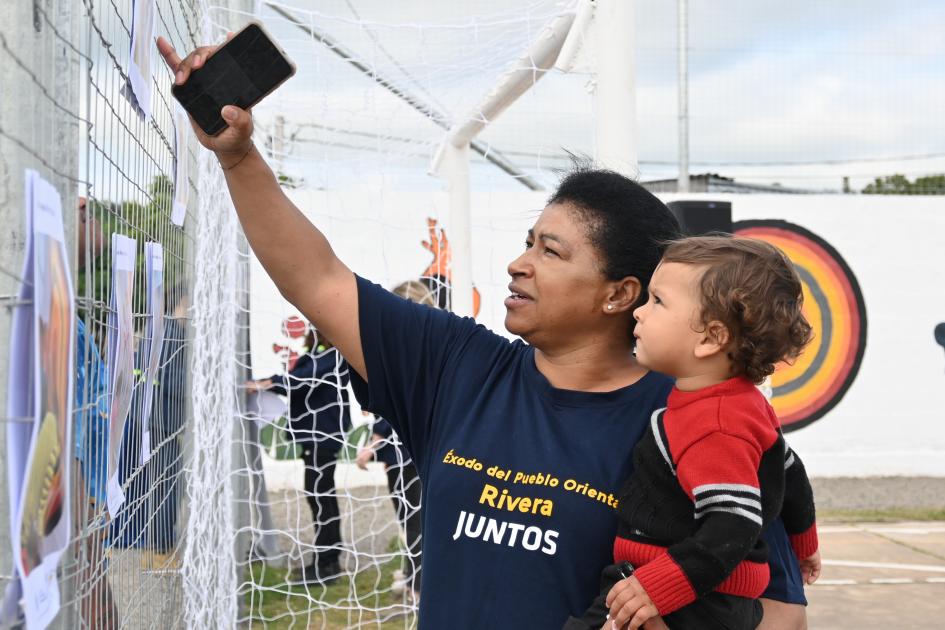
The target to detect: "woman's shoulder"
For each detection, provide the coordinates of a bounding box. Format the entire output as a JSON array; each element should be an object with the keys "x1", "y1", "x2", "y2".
[
  {"x1": 614, "y1": 369, "x2": 674, "y2": 412},
  {"x1": 359, "y1": 274, "x2": 515, "y2": 342},
  {"x1": 647, "y1": 371, "x2": 675, "y2": 398},
  {"x1": 433, "y1": 320, "x2": 527, "y2": 385}
]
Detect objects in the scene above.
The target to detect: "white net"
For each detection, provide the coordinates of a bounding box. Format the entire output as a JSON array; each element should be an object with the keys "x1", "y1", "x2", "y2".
[
  {"x1": 1, "y1": 0, "x2": 247, "y2": 628},
  {"x1": 231, "y1": 2, "x2": 591, "y2": 628},
  {"x1": 217, "y1": 1, "x2": 945, "y2": 627},
  {"x1": 183, "y1": 124, "x2": 241, "y2": 628},
  {"x1": 68, "y1": 0, "x2": 205, "y2": 628},
  {"x1": 246, "y1": 0, "x2": 595, "y2": 192},
  {"x1": 1, "y1": 0, "x2": 943, "y2": 628}
]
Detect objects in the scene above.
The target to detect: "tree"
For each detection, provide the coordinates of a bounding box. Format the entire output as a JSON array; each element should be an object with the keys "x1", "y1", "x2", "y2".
[
  {"x1": 862, "y1": 174, "x2": 945, "y2": 195},
  {"x1": 78, "y1": 174, "x2": 187, "y2": 330}
]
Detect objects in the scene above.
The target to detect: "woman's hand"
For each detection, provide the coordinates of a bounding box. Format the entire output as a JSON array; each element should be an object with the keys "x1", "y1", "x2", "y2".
[{"x1": 155, "y1": 35, "x2": 254, "y2": 166}]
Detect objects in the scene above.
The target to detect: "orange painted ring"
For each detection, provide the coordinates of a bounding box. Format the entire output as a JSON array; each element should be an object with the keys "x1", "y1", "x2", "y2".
[{"x1": 734, "y1": 220, "x2": 867, "y2": 431}]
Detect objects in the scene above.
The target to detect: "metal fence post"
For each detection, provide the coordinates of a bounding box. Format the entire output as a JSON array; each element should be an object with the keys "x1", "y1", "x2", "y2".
[{"x1": 0, "y1": 1, "x2": 80, "y2": 627}]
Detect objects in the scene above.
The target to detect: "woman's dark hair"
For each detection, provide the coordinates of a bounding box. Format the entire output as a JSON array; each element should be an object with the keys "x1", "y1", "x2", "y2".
[{"x1": 548, "y1": 166, "x2": 681, "y2": 320}]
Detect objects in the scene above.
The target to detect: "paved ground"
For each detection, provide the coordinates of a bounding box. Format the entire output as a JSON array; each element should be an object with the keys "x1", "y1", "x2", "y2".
[
  {"x1": 805, "y1": 477, "x2": 945, "y2": 628},
  {"x1": 261, "y1": 478, "x2": 945, "y2": 629},
  {"x1": 807, "y1": 521, "x2": 945, "y2": 629}
]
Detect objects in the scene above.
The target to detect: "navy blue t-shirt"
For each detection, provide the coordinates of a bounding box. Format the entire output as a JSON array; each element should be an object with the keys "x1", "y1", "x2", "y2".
[
  {"x1": 350, "y1": 276, "x2": 673, "y2": 629},
  {"x1": 372, "y1": 417, "x2": 408, "y2": 467}
]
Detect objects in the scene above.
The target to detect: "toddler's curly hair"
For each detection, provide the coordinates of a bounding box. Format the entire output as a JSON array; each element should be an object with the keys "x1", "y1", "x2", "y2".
[{"x1": 662, "y1": 235, "x2": 813, "y2": 384}]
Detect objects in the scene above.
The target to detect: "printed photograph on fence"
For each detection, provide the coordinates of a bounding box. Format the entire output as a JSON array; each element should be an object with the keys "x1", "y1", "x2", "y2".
[
  {"x1": 124, "y1": 0, "x2": 156, "y2": 119},
  {"x1": 2, "y1": 171, "x2": 37, "y2": 627},
  {"x1": 12, "y1": 171, "x2": 75, "y2": 628},
  {"x1": 105, "y1": 233, "x2": 137, "y2": 516},
  {"x1": 139, "y1": 242, "x2": 165, "y2": 462},
  {"x1": 172, "y1": 105, "x2": 189, "y2": 226}
]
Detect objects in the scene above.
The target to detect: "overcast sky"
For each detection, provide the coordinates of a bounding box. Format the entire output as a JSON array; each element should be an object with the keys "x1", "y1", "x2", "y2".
[{"x1": 73, "y1": 1, "x2": 911, "y2": 195}]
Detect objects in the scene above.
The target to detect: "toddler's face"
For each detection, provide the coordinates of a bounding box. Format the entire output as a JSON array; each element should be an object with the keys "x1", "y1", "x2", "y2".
[{"x1": 632, "y1": 262, "x2": 705, "y2": 378}]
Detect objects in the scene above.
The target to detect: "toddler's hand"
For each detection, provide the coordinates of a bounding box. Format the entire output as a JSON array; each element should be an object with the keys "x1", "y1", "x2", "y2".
[
  {"x1": 799, "y1": 549, "x2": 821, "y2": 584},
  {"x1": 605, "y1": 576, "x2": 659, "y2": 630}
]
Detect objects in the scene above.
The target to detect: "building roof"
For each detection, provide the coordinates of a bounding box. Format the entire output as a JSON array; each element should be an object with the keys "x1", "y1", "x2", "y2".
[{"x1": 642, "y1": 173, "x2": 819, "y2": 194}]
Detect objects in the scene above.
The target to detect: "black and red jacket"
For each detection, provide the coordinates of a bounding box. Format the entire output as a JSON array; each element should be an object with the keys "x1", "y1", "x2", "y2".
[{"x1": 569, "y1": 377, "x2": 817, "y2": 627}]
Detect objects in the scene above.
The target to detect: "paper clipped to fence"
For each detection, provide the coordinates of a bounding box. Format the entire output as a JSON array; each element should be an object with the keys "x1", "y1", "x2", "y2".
[
  {"x1": 105, "y1": 233, "x2": 137, "y2": 517},
  {"x1": 139, "y1": 242, "x2": 165, "y2": 463},
  {"x1": 172, "y1": 104, "x2": 190, "y2": 226},
  {"x1": 2, "y1": 170, "x2": 75, "y2": 630},
  {"x1": 123, "y1": 0, "x2": 156, "y2": 119}
]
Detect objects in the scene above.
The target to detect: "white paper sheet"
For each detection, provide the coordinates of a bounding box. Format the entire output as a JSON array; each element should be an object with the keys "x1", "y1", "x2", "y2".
[
  {"x1": 105, "y1": 233, "x2": 137, "y2": 517},
  {"x1": 139, "y1": 242, "x2": 164, "y2": 463},
  {"x1": 124, "y1": 0, "x2": 156, "y2": 119},
  {"x1": 5, "y1": 170, "x2": 75, "y2": 629},
  {"x1": 2, "y1": 171, "x2": 36, "y2": 628},
  {"x1": 172, "y1": 105, "x2": 190, "y2": 226},
  {"x1": 245, "y1": 390, "x2": 288, "y2": 427}
]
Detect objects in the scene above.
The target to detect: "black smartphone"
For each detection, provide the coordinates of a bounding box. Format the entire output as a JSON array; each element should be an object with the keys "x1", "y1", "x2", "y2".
[{"x1": 171, "y1": 22, "x2": 296, "y2": 136}]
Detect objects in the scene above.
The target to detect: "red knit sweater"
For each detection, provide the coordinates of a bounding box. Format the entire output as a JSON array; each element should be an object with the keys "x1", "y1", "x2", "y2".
[{"x1": 611, "y1": 377, "x2": 818, "y2": 616}]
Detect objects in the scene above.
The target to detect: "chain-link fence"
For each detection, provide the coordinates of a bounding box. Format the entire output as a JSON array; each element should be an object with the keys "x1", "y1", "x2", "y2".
[
  {"x1": 2, "y1": 1, "x2": 944, "y2": 629},
  {"x1": 1, "y1": 1, "x2": 251, "y2": 628}
]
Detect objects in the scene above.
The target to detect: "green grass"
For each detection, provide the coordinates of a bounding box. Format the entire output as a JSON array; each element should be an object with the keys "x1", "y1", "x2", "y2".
[
  {"x1": 258, "y1": 417, "x2": 302, "y2": 460},
  {"x1": 243, "y1": 540, "x2": 416, "y2": 629},
  {"x1": 258, "y1": 420, "x2": 371, "y2": 462},
  {"x1": 242, "y1": 506, "x2": 945, "y2": 627},
  {"x1": 819, "y1": 506, "x2": 945, "y2": 522}
]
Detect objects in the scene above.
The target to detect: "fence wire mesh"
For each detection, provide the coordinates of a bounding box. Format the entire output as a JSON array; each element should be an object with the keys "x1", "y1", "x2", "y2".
[
  {"x1": 1, "y1": 0, "x2": 211, "y2": 627},
  {"x1": 1, "y1": 1, "x2": 944, "y2": 629}
]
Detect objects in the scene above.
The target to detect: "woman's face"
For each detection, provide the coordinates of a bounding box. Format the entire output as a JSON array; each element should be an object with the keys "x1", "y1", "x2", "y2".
[{"x1": 504, "y1": 202, "x2": 614, "y2": 349}]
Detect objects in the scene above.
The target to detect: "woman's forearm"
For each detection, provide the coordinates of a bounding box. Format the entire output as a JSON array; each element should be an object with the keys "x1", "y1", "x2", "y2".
[
  {"x1": 154, "y1": 37, "x2": 366, "y2": 374},
  {"x1": 220, "y1": 146, "x2": 366, "y2": 377}
]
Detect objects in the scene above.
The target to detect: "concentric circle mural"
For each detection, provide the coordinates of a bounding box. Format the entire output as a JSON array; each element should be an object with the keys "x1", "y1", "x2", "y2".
[{"x1": 734, "y1": 220, "x2": 867, "y2": 431}]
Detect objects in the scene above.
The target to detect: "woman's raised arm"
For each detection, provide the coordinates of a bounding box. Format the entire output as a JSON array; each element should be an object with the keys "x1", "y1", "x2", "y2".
[{"x1": 156, "y1": 36, "x2": 365, "y2": 378}]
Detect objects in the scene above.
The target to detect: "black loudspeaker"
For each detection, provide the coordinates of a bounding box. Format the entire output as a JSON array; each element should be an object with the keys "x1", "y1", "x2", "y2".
[{"x1": 666, "y1": 200, "x2": 733, "y2": 236}]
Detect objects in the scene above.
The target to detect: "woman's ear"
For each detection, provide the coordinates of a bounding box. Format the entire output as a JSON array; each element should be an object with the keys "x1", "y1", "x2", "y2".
[
  {"x1": 604, "y1": 276, "x2": 642, "y2": 313},
  {"x1": 694, "y1": 320, "x2": 730, "y2": 359}
]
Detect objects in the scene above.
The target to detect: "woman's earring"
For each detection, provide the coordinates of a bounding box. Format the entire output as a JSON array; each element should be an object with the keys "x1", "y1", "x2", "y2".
[{"x1": 607, "y1": 304, "x2": 614, "y2": 311}]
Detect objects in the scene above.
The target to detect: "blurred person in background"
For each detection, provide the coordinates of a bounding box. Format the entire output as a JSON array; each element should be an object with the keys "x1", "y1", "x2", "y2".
[
  {"x1": 246, "y1": 326, "x2": 351, "y2": 584},
  {"x1": 356, "y1": 280, "x2": 432, "y2": 605},
  {"x1": 141, "y1": 282, "x2": 190, "y2": 555},
  {"x1": 74, "y1": 196, "x2": 118, "y2": 629}
]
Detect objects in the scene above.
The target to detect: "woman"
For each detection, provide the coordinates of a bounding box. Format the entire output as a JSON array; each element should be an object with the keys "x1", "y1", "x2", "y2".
[
  {"x1": 158, "y1": 37, "x2": 811, "y2": 630},
  {"x1": 246, "y1": 327, "x2": 351, "y2": 584}
]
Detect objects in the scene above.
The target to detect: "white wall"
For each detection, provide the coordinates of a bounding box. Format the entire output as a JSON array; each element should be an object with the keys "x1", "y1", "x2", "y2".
[
  {"x1": 250, "y1": 191, "x2": 945, "y2": 477},
  {"x1": 666, "y1": 194, "x2": 945, "y2": 476}
]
